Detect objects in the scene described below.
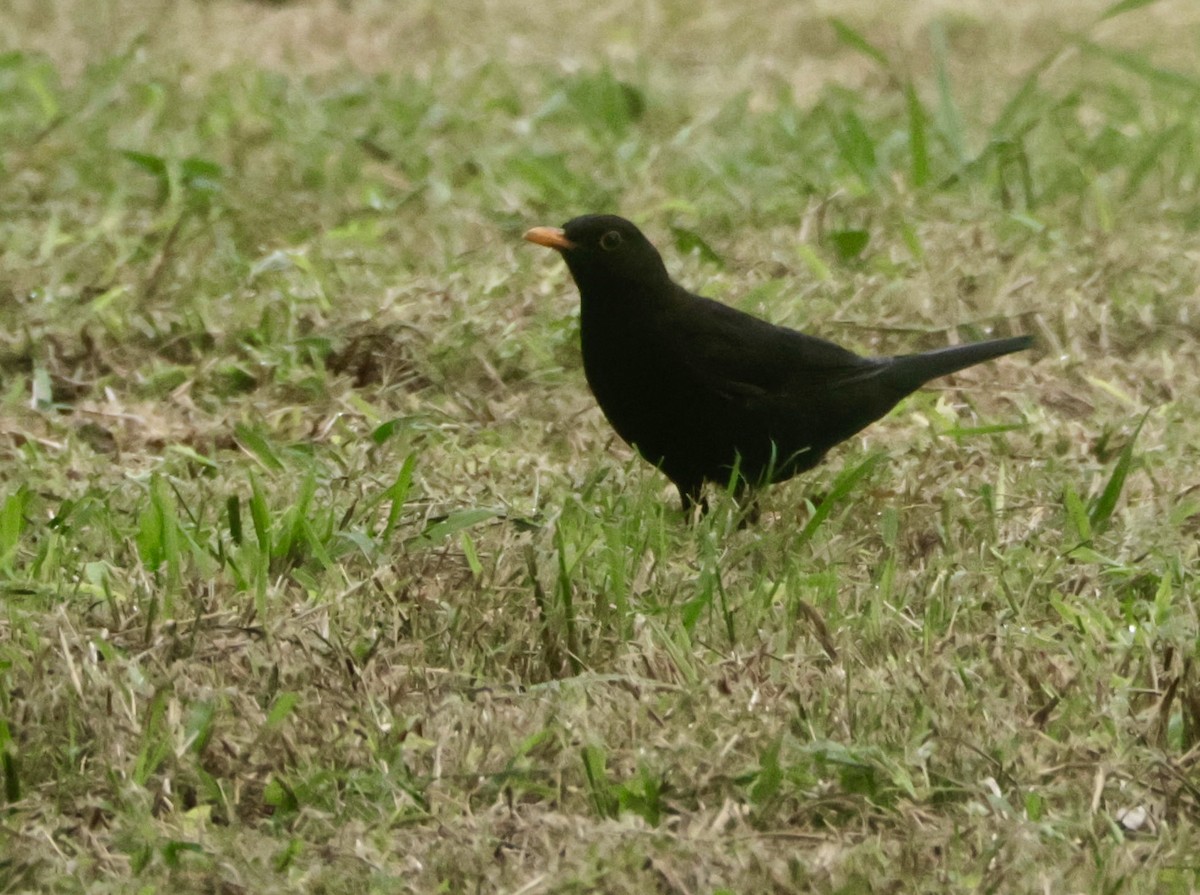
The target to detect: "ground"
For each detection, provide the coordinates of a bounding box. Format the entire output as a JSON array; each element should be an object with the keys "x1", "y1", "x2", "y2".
[{"x1": 1, "y1": 0, "x2": 1199, "y2": 892}]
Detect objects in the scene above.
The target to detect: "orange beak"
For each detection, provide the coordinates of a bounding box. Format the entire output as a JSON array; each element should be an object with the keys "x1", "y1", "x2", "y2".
[{"x1": 523, "y1": 226, "x2": 576, "y2": 251}]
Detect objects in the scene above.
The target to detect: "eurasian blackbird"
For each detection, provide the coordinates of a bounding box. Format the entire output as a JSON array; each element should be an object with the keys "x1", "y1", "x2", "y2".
[{"x1": 525, "y1": 214, "x2": 1032, "y2": 513}]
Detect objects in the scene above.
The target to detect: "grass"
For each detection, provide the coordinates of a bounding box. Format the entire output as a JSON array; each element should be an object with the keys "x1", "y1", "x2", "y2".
[{"x1": 2, "y1": 0, "x2": 1200, "y2": 891}]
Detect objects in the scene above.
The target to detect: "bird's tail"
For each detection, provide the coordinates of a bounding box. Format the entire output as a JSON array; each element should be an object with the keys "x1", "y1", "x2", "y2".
[{"x1": 886, "y1": 335, "x2": 1034, "y2": 393}]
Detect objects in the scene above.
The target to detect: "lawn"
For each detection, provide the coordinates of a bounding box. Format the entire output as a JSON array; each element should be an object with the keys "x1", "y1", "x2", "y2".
[{"x1": 2, "y1": 0, "x2": 1199, "y2": 892}]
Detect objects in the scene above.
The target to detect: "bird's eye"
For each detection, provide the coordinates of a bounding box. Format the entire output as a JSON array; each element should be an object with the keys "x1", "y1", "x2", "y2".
[{"x1": 599, "y1": 230, "x2": 623, "y2": 251}]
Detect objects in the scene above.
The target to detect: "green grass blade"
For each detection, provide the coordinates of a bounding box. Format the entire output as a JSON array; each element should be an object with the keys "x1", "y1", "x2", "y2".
[
  {"x1": 415, "y1": 507, "x2": 502, "y2": 546},
  {"x1": 248, "y1": 472, "x2": 272, "y2": 554},
  {"x1": 1077, "y1": 40, "x2": 1200, "y2": 91},
  {"x1": 990, "y1": 70, "x2": 1046, "y2": 140},
  {"x1": 670, "y1": 225, "x2": 724, "y2": 266},
  {"x1": 930, "y1": 20, "x2": 966, "y2": 165},
  {"x1": 381, "y1": 452, "x2": 418, "y2": 541},
  {"x1": 1122, "y1": 123, "x2": 1185, "y2": 199},
  {"x1": 234, "y1": 424, "x2": 285, "y2": 472},
  {"x1": 942, "y1": 422, "x2": 1027, "y2": 438},
  {"x1": 797, "y1": 453, "x2": 882, "y2": 546},
  {"x1": 905, "y1": 83, "x2": 930, "y2": 187},
  {"x1": 1062, "y1": 484, "x2": 1092, "y2": 544},
  {"x1": 266, "y1": 692, "x2": 299, "y2": 728},
  {"x1": 828, "y1": 106, "x2": 878, "y2": 186},
  {"x1": 1088, "y1": 414, "x2": 1146, "y2": 533},
  {"x1": 1098, "y1": 0, "x2": 1166, "y2": 20},
  {"x1": 0, "y1": 486, "x2": 29, "y2": 571},
  {"x1": 0, "y1": 717, "x2": 20, "y2": 802},
  {"x1": 581, "y1": 745, "x2": 618, "y2": 819},
  {"x1": 829, "y1": 18, "x2": 892, "y2": 71}
]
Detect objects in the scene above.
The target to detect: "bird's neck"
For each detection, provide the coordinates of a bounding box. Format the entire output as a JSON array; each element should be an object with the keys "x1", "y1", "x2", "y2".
[{"x1": 578, "y1": 278, "x2": 676, "y2": 380}]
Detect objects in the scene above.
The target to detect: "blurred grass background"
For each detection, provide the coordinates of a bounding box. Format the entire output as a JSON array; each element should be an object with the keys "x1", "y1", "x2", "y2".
[{"x1": 2, "y1": 0, "x2": 1199, "y2": 892}]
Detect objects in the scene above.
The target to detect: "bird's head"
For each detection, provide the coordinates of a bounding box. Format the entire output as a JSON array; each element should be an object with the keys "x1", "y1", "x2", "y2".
[{"x1": 524, "y1": 214, "x2": 671, "y2": 301}]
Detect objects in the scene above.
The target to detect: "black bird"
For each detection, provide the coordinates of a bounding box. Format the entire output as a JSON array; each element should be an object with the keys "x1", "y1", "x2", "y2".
[{"x1": 524, "y1": 214, "x2": 1032, "y2": 514}]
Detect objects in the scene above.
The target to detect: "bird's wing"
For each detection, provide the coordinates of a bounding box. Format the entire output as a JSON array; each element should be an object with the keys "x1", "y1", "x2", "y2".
[{"x1": 663, "y1": 293, "x2": 883, "y2": 403}]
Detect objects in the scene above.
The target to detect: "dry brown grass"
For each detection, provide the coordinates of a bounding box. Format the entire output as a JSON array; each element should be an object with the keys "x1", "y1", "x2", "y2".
[{"x1": 2, "y1": 0, "x2": 1200, "y2": 892}]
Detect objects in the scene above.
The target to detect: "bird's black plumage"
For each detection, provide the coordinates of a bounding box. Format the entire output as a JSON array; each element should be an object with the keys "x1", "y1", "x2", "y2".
[{"x1": 525, "y1": 214, "x2": 1032, "y2": 513}]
